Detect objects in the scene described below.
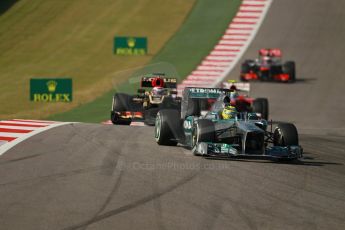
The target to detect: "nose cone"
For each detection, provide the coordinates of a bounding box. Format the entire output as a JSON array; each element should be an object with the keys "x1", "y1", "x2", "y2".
[{"x1": 236, "y1": 120, "x2": 264, "y2": 134}]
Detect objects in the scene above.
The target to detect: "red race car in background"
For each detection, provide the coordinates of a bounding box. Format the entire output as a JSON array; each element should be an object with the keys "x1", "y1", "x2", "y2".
[
  {"x1": 222, "y1": 80, "x2": 269, "y2": 119},
  {"x1": 240, "y1": 48, "x2": 296, "y2": 83}
]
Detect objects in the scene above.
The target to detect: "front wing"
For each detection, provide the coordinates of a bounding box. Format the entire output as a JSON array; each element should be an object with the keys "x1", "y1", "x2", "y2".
[{"x1": 194, "y1": 142, "x2": 303, "y2": 160}]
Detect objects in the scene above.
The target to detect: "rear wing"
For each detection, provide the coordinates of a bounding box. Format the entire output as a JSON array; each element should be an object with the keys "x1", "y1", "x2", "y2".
[
  {"x1": 183, "y1": 87, "x2": 231, "y2": 99},
  {"x1": 222, "y1": 82, "x2": 250, "y2": 92},
  {"x1": 141, "y1": 77, "x2": 177, "y2": 88},
  {"x1": 259, "y1": 48, "x2": 282, "y2": 57},
  {"x1": 181, "y1": 87, "x2": 231, "y2": 118}
]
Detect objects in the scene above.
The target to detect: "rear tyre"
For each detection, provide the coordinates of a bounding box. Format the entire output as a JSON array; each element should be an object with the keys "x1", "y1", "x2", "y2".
[
  {"x1": 111, "y1": 112, "x2": 131, "y2": 125},
  {"x1": 253, "y1": 98, "x2": 269, "y2": 120},
  {"x1": 160, "y1": 96, "x2": 180, "y2": 110},
  {"x1": 185, "y1": 98, "x2": 201, "y2": 118},
  {"x1": 146, "y1": 97, "x2": 180, "y2": 126},
  {"x1": 284, "y1": 61, "x2": 296, "y2": 83},
  {"x1": 144, "y1": 108, "x2": 159, "y2": 126},
  {"x1": 273, "y1": 123, "x2": 299, "y2": 146},
  {"x1": 112, "y1": 93, "x2": 130, "y2": 111},
  {"x1": 111, "y1": 93, "x2": 132, "y2": 125},
  {"x1": 155, "y1": 109, "x2": 182, "y2": 146}
]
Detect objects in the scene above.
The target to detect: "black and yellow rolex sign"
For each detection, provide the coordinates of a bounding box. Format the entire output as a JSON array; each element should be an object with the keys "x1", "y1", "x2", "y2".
[
  {"x1": 30, "y1": 79, "x2": 72, "y2": 102},
  {"x1": 114, "y1": 36, "x2": 147, "y2": 55}
]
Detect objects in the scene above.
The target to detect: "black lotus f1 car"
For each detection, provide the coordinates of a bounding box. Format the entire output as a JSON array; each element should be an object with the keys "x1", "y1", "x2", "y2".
[{"x1": 111, "y1": 73, "x2": 180, "y2": 125}]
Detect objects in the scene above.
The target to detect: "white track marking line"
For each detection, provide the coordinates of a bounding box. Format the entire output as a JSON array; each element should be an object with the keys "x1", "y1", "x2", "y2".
[
  {"x1": 187, "y1": 76, "x2": 220, "y2": 81},
  {"x1": 222, "y1": 35, "x2": 250, "y2": 39},
  {"x1": 177, "y1": 0, "x2": 273, "y2": 92},
  {"x1": 237, "y1": 12, "x2": 261, "y2": 17},
  {"x1": 0, "y1": 132, "x2": 23, "y2": 138},
  {"x1": 0, "y1": 122, "x2": 72, "y2": 156},
  {"x1": 218, "y1": 40, "x2": 245, "y2": 45},
  {"x1": 210, "y1": 51, "x2": 238, "y2": 56},
  {"x1": 205, "y1": 56, "x2": 234, "y2": 61},
  {"x1": 240, "y1": 6, "x2": 264, "y2": 11},
  {"x1": 11, "y1": 119, "x2": 56, "y2": 123},
  {"x1": 197, "y1": 66, "x2": 228, "y2": 71},
  {"x1": 0, "y1": 125, "x2": 39, "y2": 130},
  {"x1": 212, "y1": 0, "x2": 272, "y2": 87},
  {"x1": 191, "y1": 70, "x2": 222, "y2": 75},
  {"x1": 0, "y1": 120, "x2": 51, "y2": 126},
  {"x1": 229, "y1": 24, "x2": 255, "y2": 29},
  {"x1": 201, "y1": 61, "x2": 231, "y2": 66},
  {"x1": 184, "y1": 78, "x2": 217, "y2": 82},
  {"x1": 215, "y1": 45, "x2": 241, "y2": 50},
  {"x1": 225, "y1": 28, "x2": 253, "y2": 33},
  {"x1": 233, "y1": 18, "x2": 259, "y2": 23}
]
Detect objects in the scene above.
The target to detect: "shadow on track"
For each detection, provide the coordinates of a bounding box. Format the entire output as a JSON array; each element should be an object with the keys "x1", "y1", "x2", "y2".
[
  {"x1": 294, "y1": 77, "x2": 317, "y2": 84},
  {"x1": 204, "y1": 152, "x2": 342, "y2": 167}
]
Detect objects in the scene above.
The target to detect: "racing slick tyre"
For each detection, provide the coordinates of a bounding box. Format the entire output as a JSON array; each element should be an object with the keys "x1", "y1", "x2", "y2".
[
  {"x1": 111, "y1": 112, "x2": 131, "y2": 125},
  {"x1": 145, "y1": 97, "x2": 180, "y2": 126},
  {"x1": 144, "y1": 108, "x2": 159, "y2": 126},
  {"x1": 273, "y1": 123, "x2": 299, "y2": 146},
  {"x1": 185, "y1": 98, "x2": 201, "y2": 118},
  {"x1": 160, "y1": 96, "x2": 180, "y2": 110},
  {"x1": 111, "y1": 93, "x2": 132, "y2": 125},
  {"x1": 155, "y1": 109, "x2": 182, "y2": 146},
  {"x1": 284, "y1": 61, "x2": 296, "y2": 83},
  {"x1": 192, "y1": 119, "x2": 215, "y2": 155},
  {"x1": 253, "y1": 98, "x2": 269, "y2": 120}
]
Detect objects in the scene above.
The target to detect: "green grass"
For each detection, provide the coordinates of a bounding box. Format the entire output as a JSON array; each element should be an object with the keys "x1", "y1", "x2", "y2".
[
  {"x1": 49, "y1": 0, "x2": 242, "y2": 123},
  {"x1": 0, "y1": 0, "x2": 195, "y2": 120},
  {"x1": 151, "y1": 0, "x2": 242, "y2": 78}
]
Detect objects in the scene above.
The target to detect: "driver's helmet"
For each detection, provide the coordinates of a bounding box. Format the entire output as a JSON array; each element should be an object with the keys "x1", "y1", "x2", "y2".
[
  {"x1": 222, "y1": 105, "x2": 237, "y2": 120},
  {"x1": 263, "y1": 55, "x2": 271, "y2": 61},
  {"x1": 151, "y1": 86, "x2": 165, "y2": 96}
]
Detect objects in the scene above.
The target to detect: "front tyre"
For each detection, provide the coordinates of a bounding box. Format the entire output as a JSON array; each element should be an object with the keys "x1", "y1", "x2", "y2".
[
  {"x1": 192, "y1": 119, "x2": 215, "y2": 155},
  {"x1": 273, "y1": 123, "x2": 299, "y2": 146}
]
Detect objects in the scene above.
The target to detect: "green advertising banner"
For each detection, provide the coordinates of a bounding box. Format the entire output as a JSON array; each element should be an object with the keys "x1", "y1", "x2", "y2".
[
  {"x1": 114, "y1": 36, "x2": 147, "y2": 55},
  {"x1": 30, "y1": 78, "x2": 72, "y2": 102}
]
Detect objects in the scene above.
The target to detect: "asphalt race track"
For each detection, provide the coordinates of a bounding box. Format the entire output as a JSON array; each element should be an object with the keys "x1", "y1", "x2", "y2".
[
  {"x1": 1, "y1": 0, "x2": 344, "y2": 229},
  {"x1": 231, "y1": 0, "x2": 345, "y2": 136}
]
